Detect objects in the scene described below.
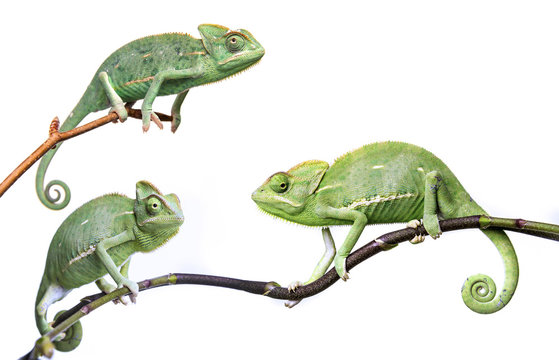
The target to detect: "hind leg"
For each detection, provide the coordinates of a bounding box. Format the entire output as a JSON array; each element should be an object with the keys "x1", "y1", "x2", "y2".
[
  {"x1": 36, "y1": 284, "x2": 70, "y2": 335},
  {"x1": 170, "y1": 89, "x2": 189, "y2": 133}
]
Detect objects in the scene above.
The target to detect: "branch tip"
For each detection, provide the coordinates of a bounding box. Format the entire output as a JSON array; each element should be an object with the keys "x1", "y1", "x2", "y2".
[{"x1": 48, "y1": 117, "x2": 60, "y2": 136}]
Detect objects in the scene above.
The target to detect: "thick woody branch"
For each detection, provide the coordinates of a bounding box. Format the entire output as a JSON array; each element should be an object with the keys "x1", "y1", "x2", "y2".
[
  {"x1": 20, "y1": 215, "x2": 559, "y2": 359},
  {"x1": 0, "y1": 105, "x2": 172, "y2": 200}
]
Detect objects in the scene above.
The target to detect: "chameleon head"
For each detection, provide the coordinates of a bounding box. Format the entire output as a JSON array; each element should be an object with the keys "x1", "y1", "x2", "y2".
[
  {"x1": 133, "y1": 181, "x2": 184, "y2": 249},
  {"x1": 251, "y1": 160, "x2": 329, "y2": 223},
  {"x1": 198, "y1": 24, "x2": 265, "y2": 74}
]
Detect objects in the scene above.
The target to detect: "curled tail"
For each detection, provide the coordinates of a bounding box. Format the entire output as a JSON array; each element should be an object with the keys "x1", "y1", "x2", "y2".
[
  {"x1": 461, "y1": 229, "x2": 519, "y2": 314},
  {"x1": 35, "y1": 105, "x2": 90, "y2": 210},
  {"x1": 35, "y1": 274, "x2": 82, "y2": 352}
]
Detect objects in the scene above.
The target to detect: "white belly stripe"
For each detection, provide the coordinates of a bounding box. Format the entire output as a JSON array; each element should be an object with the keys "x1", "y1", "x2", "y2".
[{"x1": 344, "y1": 193, "x2": 415, "y2": 210}]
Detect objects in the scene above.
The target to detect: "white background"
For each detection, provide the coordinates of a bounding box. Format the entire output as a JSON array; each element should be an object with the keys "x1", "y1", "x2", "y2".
[{"x1": 1, "y1": 1, "x2": 559, "y2": 359}]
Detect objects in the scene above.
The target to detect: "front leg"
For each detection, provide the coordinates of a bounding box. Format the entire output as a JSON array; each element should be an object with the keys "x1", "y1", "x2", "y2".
[
  {"x1": 285, "y1": 228, "x2": 336, "y2": 308},
  {"x1": 316, "y1": 205, "x2": 368, "y2": 280},
  {"x1": 95, "y1": 257, "x2": 134, "y2": 304},
  {"x1": 142, "y1": 68, "x2": 203, "y2": 132},
  {"x1": 98, "y1": 72, "x2": 128, "y2": 122},
  {"x1": 95, "y1": 230, "x2": 139, "y2": 297}
]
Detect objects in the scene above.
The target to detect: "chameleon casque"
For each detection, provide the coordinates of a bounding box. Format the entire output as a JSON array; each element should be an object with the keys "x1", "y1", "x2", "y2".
[
  {"x1": 35, "y1": 181, "x2": 184, "y2": 352},
  {"x1": 36, "y1": 24, "x2": 265, "y2": 210},
  {"x1": 252, "y1": 141, "x2": 519, "y2": 313}
]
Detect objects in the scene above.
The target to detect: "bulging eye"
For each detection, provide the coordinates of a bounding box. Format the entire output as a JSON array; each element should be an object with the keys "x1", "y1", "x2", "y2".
[
  {"x1": 226, "y1": 34, "x2": 245, "y2": 53},
  {"x1": 147, "y1": 197, "x2": 162, "y2": 214},
  {"x1": 269, "y1": 173, "x2": 290, "y2": 193}
]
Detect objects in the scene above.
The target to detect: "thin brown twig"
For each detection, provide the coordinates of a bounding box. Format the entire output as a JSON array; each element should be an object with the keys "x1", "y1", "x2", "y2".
[
  {"x1": 19, "y1": 215, "x2": 559, "y2": 359},
  {"x1": 0, "y1": 105, "x2": 173, "y2": 200}
]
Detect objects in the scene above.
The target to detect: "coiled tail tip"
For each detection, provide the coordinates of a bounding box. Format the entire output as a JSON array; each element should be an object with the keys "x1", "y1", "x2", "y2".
[
  {"x1": 43, "y1": 180, "x2": 71, "y2": 210},
  {"x1": 52, "y1": 311, "x2": 82, "y2": 352},
  {"x1": 461, "y1": 274, "x2": 512, "y2": 314},
  {"x1": 36, "y1": 179, "x2": 71, "y2": 210}
]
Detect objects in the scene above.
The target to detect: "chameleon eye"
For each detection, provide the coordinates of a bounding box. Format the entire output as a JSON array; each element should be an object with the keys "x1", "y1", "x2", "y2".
[
  {"x1": 147, "y1": 197, "x2": 162, "y2": 214},
  {"x1": 226, "y1": 34, "x2": 245, "y2": 53},
  {"x1": 269, "y1": 173, "x2": 290, "y2": 193}
]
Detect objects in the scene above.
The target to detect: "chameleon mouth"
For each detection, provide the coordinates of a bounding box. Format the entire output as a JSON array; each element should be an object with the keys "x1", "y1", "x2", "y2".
[
  {"x1": 218, "y1": 48, "x2": 265, "y2": 66},
  {"x1": 138, "y1": 215, "x2": 185, "y2": 227}
]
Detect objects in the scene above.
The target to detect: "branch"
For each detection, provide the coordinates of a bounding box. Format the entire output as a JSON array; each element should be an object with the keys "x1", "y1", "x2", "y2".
[
  {"x1": 20, "y1": 215, "x2": 559, "y2": 359},
  {"x1": 0, "y1": 105, "x2": 172, "y2": 200}
]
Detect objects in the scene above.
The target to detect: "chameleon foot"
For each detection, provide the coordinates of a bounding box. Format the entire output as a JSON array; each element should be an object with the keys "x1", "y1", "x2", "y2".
[
  {"x1": 171, "y1": 113, "x2": 181, "y2": 133},
  {"x1": 117, "y1": 278, "x2": 139, "y2": 304},
  {"x1": 288, "y1": 281, "x2": 303, "y2": 292},
  {"x1": 334, "y1": 255, "x2": 350, "y2": 281},
  {"x1": 109, "y1": 102, "x2": 128, "y2": 123},
  {"x1": 423, "y1": 214, "x2": 442, "y2": 239},
  {"x1": 407, "y1": 219, "x2": 425, "y2": 244},
  {"x1": 96, "y1": 279, "x2": 130, "y2": 305},
  {"x1": 142, "y1": 110, "x2": 164, "y2": 132},
  {"x1": 285, "y1": 281, "x2": 304, "y2": 308}
]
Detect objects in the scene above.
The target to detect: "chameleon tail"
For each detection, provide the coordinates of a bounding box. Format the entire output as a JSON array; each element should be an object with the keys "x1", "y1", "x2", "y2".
[
  {"x1": 35, "y1": 274, "x2": 52, "y2": 335},
  {"x1": 51, "y1": 311, "x2": 83, "y2": 352},
  {"x1": 35, "y1": 104, "x2": 90, "y2": 210},
  {"x1": 35, "y1": 274, "x2": 83, "y2": 352},
  {"x1": 461, "y1": 229, "x2": 519, "y2": 314}
]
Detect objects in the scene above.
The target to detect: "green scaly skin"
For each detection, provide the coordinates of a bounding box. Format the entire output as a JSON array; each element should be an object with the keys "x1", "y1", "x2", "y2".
[
  {"x1": 252, "y1": 141, "x2": 519, "y2": 313},
  {"x1": 35, "y1": 181, "x2": 184, "y2": 352},
  {"x1": 36, "y1": 24, "x2": 265, "y2": 210}
]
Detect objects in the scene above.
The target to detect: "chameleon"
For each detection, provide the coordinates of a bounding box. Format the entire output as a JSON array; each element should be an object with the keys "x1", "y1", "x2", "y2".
[
  {"x1": 36, "y1": 24, "x2": 265, "y2": 210},
  {"x1": 252, "y1": 141, "x2": 519, "y2": 313},
  {"x1": 35, "y1": 180, "x2": 184, "y2": 352}
]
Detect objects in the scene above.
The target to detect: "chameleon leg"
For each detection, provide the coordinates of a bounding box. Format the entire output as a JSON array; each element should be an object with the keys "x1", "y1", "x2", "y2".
[
  {"x1": 317, "y1": 206, "x2": 368, "y2": 280},
  {"x1": 171, "y1": 89, "x2": 189, "y2": 133},
  {"x1": 95, "y1": 230, "x2": 139, "y2": 297},
  {"x1": 423, "y1": 170, "x2": 447, "y2": 239},
  {"x1": 95, "y1": 257, "x2": 133, "y2": 305},
  {"x1": 95, "y1": 278, "x2": 116, "y2": 294},
  {"x1": 285, "y1": 228, "x2": 336, "y2": 308},
  {"x1": 120, "y1": 257, "x2": 131, "y2": 277},
  {"x1": 35, "y1": 284, "x2": 69, "y2": 335},
  {"x1": 141, "y1": 67, "x2": 203, "y2": 132},
  {"x1": 98, "y1": 72, "x2": 128, "y2": 122},
  {"x1": 119, "y1": 258, "x2": 136, "y2": 303},
  {"x1": 307, "y1": 227, "x2": 337, "y2": 283}
]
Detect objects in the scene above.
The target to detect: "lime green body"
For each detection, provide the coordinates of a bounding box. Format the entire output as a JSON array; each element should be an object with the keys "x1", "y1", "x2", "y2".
[
  {"x1": 252, "y1": 141, "x2": 519, "y2": 313},
  {"x1": 36, "y1": 24, "x2": 264, "y2": 210},
  {"x1": 35, "y1": 181, "x2": 184, "y2": 352}
]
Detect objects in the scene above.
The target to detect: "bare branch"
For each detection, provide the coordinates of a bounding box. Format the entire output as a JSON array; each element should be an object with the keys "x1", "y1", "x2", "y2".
[
  {"x1": 0, "y1": 105, "x2": 172, "y2": 200},
  {"x1": 20, "y1": 215, "x2": 559, "y2": 359}
]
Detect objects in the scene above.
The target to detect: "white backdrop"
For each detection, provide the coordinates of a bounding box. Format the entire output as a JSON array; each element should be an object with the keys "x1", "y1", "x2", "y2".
[{"x1": 1, "y1": 1, "x2": 559, "y2": 359}]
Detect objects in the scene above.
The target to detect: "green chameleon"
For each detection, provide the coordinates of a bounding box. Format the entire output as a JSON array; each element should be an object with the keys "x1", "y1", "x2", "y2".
[
  {"x1": 252, "y1": 141, "x2": 519, "y2": 313},
  {"x1": 36, "y1": 24, "x2": 265, "y2": 210},
  {"x1": 35, "y1": 180, "x2": 184, "y2": 352}
]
